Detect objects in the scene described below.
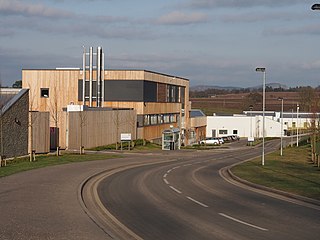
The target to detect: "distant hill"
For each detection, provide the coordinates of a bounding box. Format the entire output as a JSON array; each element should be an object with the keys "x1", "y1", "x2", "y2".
[
  {"x1": 250, "y1": 83, "x2": 289, "y2": 90},
  {"x1": 190, "y1": 83, "x2": 288, "y2": 92},
  {"x1": 190, "y1": 85, "x2": 243, "y2": 92}
]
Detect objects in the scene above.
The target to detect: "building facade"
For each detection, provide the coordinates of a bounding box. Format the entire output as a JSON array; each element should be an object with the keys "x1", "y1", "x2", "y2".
[
  {"x1": 22, "y1": 68, "x2": 191, "y2": 149},
  {"x1": 207, "y1": 110, "x2": 316, "y2": 139}
]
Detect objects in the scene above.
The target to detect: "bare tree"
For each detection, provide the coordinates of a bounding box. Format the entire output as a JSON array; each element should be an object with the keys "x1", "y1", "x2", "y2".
[
  {"x1": 126, "y1": 109, "x2": 137, "y2": 149},
  {"x1": 299, "y1": 87, "x2": 316, "y2": 112},
  {"x1": 0, "y1": 80, "x2": 3, "y2": 164},
  {"x1": 48, "y1": 83, "x2": 60, "y2": 154},
  {"x1": 27, "y1": 83, "x2": 38, "y2": 162},
  {"x1": 78, "y1": 106, "x2": 87, "y2": 154},
  {"x1": 113, "y1": 103, "x2": 122, "y2": 150}
]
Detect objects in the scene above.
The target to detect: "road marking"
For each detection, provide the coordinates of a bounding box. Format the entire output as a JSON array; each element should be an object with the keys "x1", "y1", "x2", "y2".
[
  {"x1": 219, "y1": 213, "x2": 268, "y2": 231},
  {"x1": 163, "y1": 173, "x2": 167, "y2": 178},
  {"x1": 167, "y1": 169, "x2": 172, "y2": 173},
  {"x1": 184, "y1": 163, "x2": 192, "y2": 167},
  {"x1": 169, "y1": 186, "x2": 182, "y2": 194},
  {"x1": 163, "y1": 178, "x2": 169, "y2": 185},
  {"x1": 186, "y1": 196, "x2": 209, "y2": 208},
  {"x1": 172, "y1": 166, "x2": 180, "y2": 170}
]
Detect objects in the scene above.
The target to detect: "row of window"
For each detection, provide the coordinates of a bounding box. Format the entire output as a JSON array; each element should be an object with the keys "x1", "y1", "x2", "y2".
[
  {"x1": 139, "y1": 113, "x2": 178, "y2": 127},
  {"x1": 219, "y1": 129, "x2": 238, "y2": 135}
]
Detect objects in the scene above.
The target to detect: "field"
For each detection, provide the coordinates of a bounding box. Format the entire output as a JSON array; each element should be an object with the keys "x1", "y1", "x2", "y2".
[{"x1": 190, "y1": 92, "x2": 302, "y2": 115}]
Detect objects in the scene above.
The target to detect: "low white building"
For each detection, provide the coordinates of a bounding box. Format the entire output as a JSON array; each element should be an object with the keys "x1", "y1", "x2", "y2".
[{"x1": 206, "y1": 111, "x2": 317, "y2": 139}]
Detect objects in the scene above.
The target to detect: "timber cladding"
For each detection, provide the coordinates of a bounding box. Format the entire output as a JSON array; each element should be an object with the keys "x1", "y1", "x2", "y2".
[
  {"x1": 67, "y1": 109, "x2": 136, "y2": 150},
  {"x1": 22, "y1": 69, "x2": 80, "y2": 113},
  {"x1": 22, "y1": 68, "x2": 192, "y2": 145},
  {"x1": 30, "y1": 112, "x2": 50, "y2": 153}
]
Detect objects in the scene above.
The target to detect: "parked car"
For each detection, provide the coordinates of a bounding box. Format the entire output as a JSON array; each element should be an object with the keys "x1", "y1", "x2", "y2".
[
  {"x1": 215, "y1": 137, "x2": 224, "y2": 144},
  {"x1": 231, "y1": 135, "x2": 240, "y2": 141},
  {"x1": 200, "y1": 137, "x2": 220, "y2": 145}
]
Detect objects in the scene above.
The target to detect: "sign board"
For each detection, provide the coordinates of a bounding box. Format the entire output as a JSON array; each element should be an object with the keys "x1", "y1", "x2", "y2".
[
  {"x1": 121, "y1": 133, "x2": 132, "y2": 141},
  {"x1": 248, "y1": 137, "x2": 254, "y2": 142}
]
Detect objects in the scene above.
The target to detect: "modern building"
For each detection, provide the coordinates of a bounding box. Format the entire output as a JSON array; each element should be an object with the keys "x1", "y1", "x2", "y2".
[
  {"x1": 206, "y1": 110, "x2": 316, "y2": 139},
  {"x1": 22, "y1": 47, "x2": 203, "y2": 149}
]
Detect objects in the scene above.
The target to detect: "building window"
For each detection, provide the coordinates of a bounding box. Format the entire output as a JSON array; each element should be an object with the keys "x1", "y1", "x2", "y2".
[
  {"x1": 233, "y1": 130, "x2": 238, "y2": 135},
  {"x1": 40, "y1": 88, "x2": 49, "y2": 98},
  {"x1": 150, "y1": 115, "x2": 158, "y2": 125},
  {"x1": 144, "y1": 115, "x2": 150, "y2": 126},
  {"x1": 219, "y1": 129, "x2": 228, "y2": 135}
]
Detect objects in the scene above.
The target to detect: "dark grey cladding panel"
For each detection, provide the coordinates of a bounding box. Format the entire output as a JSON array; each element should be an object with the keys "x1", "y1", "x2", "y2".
[
  {"x1": 104, "y1": 80, "x2": 144, "y2": 101},
  {"x1": 143, "y1": 81, "x2": 157, "y2": 102}
]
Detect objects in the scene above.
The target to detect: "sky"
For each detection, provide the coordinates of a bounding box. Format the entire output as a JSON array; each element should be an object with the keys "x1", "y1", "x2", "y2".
[{"x1": 1, "y1": 0, "x2": 320, "y2": 88}]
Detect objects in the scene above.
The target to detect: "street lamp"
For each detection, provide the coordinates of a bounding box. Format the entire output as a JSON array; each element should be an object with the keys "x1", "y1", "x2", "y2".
[
  {"x1": 255, "y1": 67, "x2": 266, "y2": 166},
  {"x1": 311, "y1": 3, "x2": 320, "y2": 10},
  {"x1": 249, "y1": 105, "x2": 253, "y2": 139},
  {"x1": 296, "y1": 104, "x2": 300, "y2": 147},
  {"x1": 278, "y1": 98, "x2": 284, "y2": 156}
]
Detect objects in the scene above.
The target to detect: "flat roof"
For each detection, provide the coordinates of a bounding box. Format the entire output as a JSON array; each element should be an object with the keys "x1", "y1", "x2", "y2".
[{"x1": 22, "y1": 69, "x2": 189, "y2": 81}]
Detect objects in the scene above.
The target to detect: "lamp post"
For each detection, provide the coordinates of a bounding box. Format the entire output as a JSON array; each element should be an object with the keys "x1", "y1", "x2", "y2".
[
  {"x1": 256, "y1": 67, "x2": 266, "y2": 166},
  {"x1": 311, "y1": 3, "x2": 320, "y2": 10},
  {"x1": 296, "y1": 104, "x2": 299, "y2": 147},
  {"x1": 249, "y1": 105, "x2": 253, "y2": 139},
  {"x1": 278, "y1": 98, "x2": 284, "y2": 156},
  {"x1": 291, "y1": 109, "x2": 293, "y2": 147}
]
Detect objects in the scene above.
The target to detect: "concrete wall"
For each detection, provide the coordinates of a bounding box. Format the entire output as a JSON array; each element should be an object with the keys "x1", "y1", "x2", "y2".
[{"x1": 0, "y1": 90, "x2": 29, "y2": 158}]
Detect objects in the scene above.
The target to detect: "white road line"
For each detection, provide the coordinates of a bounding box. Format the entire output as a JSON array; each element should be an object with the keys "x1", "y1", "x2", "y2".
[
  {"x1": 172, "y1": 166, "x2": 180, "y2": 170},
  {"x1": 163, "y1": 178, "x2": 169, "y2": 185},
  {"x1": 186, "y1": 196, "x2": 209, "y2": 208},
  {"x1": 183, "y1": 163, "x2": 192, "y2": 167},
  {"x1": 167, "y1": 169, "x2": 172, "y2": 173},
  {"x1": 169, "y1": 186, "x2": 182, "y2": 194},
  {"x1": 163, "y1": 173, "x2": 167, "y2": 178},
  {"x1": 219, "y1": 213, "x2": 268, "y2": 231}
]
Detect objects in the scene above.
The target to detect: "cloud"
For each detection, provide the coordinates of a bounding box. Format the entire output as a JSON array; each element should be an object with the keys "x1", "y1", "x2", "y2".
[
  {"x1": 0, "y1": 0, "x2": 73, "y2": 18},
  {"x1": 221, "y1": 11, "x2": 307, "y2": 23},
  {"x1": 186, "y1": 0, "x2": 302, "y2": 9},
  {"x1": 302, "y1": 60, "x2": 320, "y2": 70},
  {"x1": 157, "y1": 11, "x2": 208, "y2": 25},
  {"x1": 264, "y1": 24, "x2": 320, "y2": 36},
  {"x1": 0, "y1": 1, "x2": 148, "y2": 40}
]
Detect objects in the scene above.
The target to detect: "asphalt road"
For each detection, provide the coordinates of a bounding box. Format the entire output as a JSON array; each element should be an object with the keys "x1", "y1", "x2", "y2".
[
  {"x1": 95, "y1": 141, "x2": 320, "y2": 240},
  {"x1": 1, "y1": 140, "x2": 319, "y2": 240}
]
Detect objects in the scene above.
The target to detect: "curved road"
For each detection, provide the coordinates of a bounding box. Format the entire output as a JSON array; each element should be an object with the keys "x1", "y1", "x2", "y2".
[
  {"x1": 0, "y1": 140, "x2": 319, "y2": 239},
  {"x1": 93, "y1": 141, "x2": 320, "y2": 240}
]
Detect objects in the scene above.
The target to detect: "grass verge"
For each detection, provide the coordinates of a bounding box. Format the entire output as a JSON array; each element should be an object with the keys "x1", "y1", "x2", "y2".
[
  {"x1": 0, "y1": 153, "x2": 121, "y2": 178},
  {"x1": 231, "y1": 144, "x2": 320, "y2": 200}
]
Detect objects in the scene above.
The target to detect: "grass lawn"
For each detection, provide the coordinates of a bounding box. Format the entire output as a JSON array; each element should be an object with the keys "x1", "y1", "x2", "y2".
[
  {"x1": 231, "y1": 145, "x2": 320, "y2": 200},
  {"x1": 0, "y1": 153, "x2": 121, "y2": 178}
]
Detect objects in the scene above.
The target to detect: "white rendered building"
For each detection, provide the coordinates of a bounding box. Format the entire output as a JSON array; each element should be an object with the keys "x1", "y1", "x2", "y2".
[{"x1": 206, "y1": 111, "x2": 317, "y2": 139}]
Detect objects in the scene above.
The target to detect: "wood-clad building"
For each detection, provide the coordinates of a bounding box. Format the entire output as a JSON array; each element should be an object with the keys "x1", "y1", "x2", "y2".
[{"x1": 22, "y1": 68, "x2": 193, "y2": 149}]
